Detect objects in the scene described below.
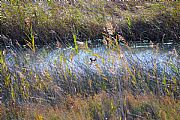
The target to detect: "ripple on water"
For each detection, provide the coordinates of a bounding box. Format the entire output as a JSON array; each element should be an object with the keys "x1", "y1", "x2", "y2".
[{"x1": 4, "y1": 45, "x2": 179, "y2": 77}]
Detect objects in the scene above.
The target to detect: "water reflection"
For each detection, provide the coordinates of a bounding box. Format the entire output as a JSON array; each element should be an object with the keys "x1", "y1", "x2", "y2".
[{"x1": 4, "y1": 42, "x2": 179, "y2": 78}]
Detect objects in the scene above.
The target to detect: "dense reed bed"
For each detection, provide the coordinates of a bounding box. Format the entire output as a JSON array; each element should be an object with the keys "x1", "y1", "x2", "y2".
[{"x1": 0, "y1": 40, "x2": 179, "y2": 119}]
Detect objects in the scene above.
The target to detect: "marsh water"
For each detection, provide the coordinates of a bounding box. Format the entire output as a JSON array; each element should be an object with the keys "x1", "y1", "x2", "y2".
[{"x1": 4, "y1": 42, "x2": 180, "y2": 79}]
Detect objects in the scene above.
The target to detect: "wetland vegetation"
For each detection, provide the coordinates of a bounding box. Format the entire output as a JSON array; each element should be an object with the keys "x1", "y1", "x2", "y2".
[{"x1": 0, "y1": 0, "x2": 180, "y2": 120}]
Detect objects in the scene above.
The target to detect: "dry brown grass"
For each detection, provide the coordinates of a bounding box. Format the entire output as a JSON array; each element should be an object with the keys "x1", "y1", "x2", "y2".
[{"x1": 1, "y1": 92, "x2": 179, "y2": 120}]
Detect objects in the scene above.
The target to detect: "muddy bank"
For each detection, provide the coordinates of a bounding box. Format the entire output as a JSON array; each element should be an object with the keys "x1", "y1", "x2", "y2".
[{"x1": 1, "y1": 1, "x2": 180, "y2": 46}]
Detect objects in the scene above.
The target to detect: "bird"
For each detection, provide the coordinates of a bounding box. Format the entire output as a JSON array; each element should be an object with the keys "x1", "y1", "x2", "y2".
[{"x1": 90, "y1": 57, "x2": 97, "y2": 65}]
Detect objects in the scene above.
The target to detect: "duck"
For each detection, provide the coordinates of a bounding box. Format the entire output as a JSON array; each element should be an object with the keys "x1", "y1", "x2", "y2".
[{"x1": 89, "y1": 57, "x2": 97, "y2": 65}]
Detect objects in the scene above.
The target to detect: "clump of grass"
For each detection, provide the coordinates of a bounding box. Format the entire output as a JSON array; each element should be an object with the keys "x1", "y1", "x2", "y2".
[
  {"x1": 1, "y1": 92, "x2": 179, "y2": 120},
  {"x1": 127, "y1": 94, "x2": 180, "y2": 120}
]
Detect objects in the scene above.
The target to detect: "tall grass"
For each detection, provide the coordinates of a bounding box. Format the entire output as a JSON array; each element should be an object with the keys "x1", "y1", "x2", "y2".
[
  {"x1": 1, "y1": 0, "x2": 180, "y2": 120},
  {"x1": 1, "y1": 0, "x2": 180, "y2": 46},
  {"x1": 0, "y1": 40, "x2": 179, "y2": 119}
]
